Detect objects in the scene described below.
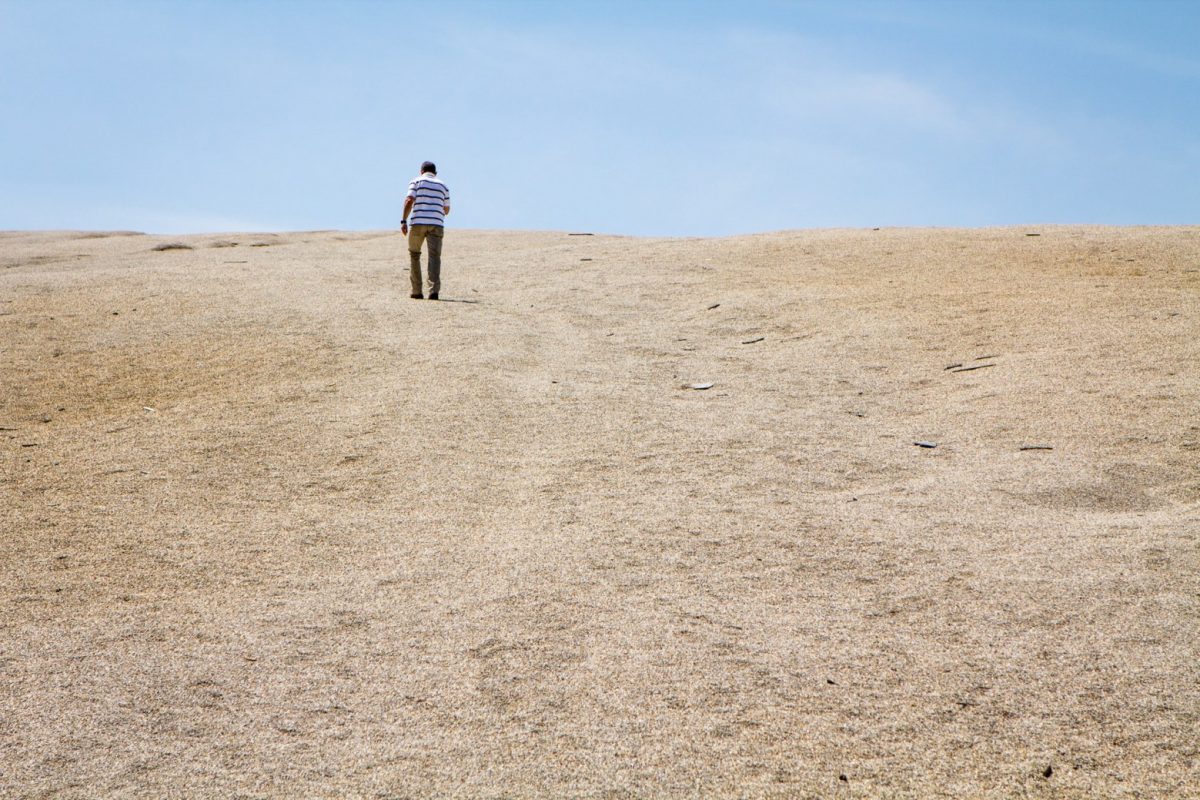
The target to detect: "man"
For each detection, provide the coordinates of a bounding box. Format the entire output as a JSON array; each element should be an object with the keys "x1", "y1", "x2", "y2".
[{"x1": 400, "y1": 161, "x2": 451, "y2": 300}]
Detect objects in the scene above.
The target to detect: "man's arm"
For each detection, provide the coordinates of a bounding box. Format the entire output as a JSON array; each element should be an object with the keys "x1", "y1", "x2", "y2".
[{"x1": 401, "y1": 196, "x2": 414, "y2": 227}]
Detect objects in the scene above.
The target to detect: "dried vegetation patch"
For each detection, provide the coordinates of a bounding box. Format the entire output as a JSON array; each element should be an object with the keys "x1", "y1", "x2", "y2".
[{"x1": 2, "y1": 226, "x2": 1198, "y2": 798}]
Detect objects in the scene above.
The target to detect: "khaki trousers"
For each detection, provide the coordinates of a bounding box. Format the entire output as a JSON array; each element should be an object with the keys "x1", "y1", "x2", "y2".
[{"x1": 408, "y1": 224, "x2": 444, "y2": 295}]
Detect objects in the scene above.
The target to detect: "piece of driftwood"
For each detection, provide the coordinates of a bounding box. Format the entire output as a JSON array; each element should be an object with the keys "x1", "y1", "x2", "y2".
[
  {"x1": 741, "y1": 337, "x2": 764, "y2": 345},
  {"x1": 944, "y1": 363, "x2": 963, "y2": 371},
  {"x1": 1019, "y1": 444, "x2": 1054, "y2": 451},
  {"x1": 974, "y1": 354, "x2": 998, "y2": 360},
  {"x1": 950, "y1": 363, "x2": 995, "y2": 373},
  {"x1": 580, "y1": 258, "x2": 593, "y2": 261},
  {"x1": 914, "y1": 441, "x2": 937, "y2": 448}
]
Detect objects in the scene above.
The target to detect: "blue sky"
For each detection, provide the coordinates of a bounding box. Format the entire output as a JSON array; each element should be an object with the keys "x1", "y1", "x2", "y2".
[{"x1": 2, "y1": 0, "x2": 1197, "y2": 235}]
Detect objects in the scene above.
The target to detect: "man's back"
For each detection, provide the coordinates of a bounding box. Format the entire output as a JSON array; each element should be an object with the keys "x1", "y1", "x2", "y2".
[{"x1": 407, "y1": 174, "x2": 450, "y2": 227}]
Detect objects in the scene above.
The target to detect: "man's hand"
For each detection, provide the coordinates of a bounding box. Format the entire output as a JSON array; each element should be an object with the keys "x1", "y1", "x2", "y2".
[{"x1": 401, "y1": 195, "x2": 415, "y2": 231}]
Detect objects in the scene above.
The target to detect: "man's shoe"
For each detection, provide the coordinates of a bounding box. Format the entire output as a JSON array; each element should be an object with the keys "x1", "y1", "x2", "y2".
[
  {"x1": 428, "y1": 293, "x2": 439, "y2": 300},
  {"x1": 410, "y1": 293, "x2": 423, "y2": 299}
]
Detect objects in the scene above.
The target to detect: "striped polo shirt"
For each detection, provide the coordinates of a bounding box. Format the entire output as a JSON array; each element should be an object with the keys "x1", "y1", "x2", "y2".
[{"x1": 406, "y1": 173, "x2": 450, "y2": 227}]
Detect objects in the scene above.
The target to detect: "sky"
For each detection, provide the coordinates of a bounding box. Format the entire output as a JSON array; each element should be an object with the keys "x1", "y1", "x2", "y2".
[{"x1": 1, "y1": 0, "x2": 1197, "y2": 236}]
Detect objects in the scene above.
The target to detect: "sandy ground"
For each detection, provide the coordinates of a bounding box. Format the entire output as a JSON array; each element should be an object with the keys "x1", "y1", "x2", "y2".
[{"x1": 1, "y1": 226, "x2": 1198, "y2": 798}]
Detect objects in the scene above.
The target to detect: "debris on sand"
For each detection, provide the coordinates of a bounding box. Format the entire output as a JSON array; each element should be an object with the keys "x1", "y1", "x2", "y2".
[
  {"x1": 682, "y1": 382, "x2": 715, "y2": 390},
  {"x1": 914, "y1": 441, "x2": 938, "y2": 448},
  {"x1": 947, "y1": 354, "x2": 997, "y2": 371},
  {"x1": 151, "y1": 242, "x2": 193, "y2": 252},
  {"x1": 707, "y1": 303, "x2": 721, "y2": 310},
  {"x1": 741, "y1": 337, "x2": 765, "y2": 345},
  {"x1": 1019, "y1": 444, "x2": 1054, "y2": 451}
]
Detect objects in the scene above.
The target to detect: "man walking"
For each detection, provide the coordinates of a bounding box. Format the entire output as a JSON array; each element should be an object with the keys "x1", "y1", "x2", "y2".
[{"x1": 400, "y1": 161, "x2": 451, "y2": 300}]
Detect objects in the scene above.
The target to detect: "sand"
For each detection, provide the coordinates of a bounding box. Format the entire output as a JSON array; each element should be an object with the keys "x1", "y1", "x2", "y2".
[{"x1": 1, "y1": 226, "x2": 1198, "y2": 798}]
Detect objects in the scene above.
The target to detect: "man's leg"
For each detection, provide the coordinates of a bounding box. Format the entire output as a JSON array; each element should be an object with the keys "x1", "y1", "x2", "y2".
[
  {"x1": 408, "y1": 226, "x2": 427, "y2": 297},
  {"x1": 426, "y1": 227, "x2": 443, "y2": 298}
]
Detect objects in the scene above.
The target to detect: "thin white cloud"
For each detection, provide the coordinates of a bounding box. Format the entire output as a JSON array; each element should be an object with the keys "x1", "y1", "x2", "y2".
[
  {"x1": 821, "y1": 2, "x2": 1200, "y2": 82},
  {"x1": 713, "y1": 30, "x2": 1062, "y2": 152},
  {"x1": 757, "y1": 67, "x2": 970, "y2": 137},
  {"x1": 1055, "y1": 30, "x2": 1200, "y2": 81}
]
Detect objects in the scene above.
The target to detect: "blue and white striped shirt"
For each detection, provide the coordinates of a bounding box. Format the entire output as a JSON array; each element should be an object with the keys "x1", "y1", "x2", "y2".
[{"x1": 406, "y1": 173, "x2": 450, "y2": 227}]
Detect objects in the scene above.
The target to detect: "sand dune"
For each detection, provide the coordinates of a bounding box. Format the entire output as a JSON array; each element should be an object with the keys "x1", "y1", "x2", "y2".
[{"x1": 2, "y1": 226, "x2": 1198, "y2": 798}]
